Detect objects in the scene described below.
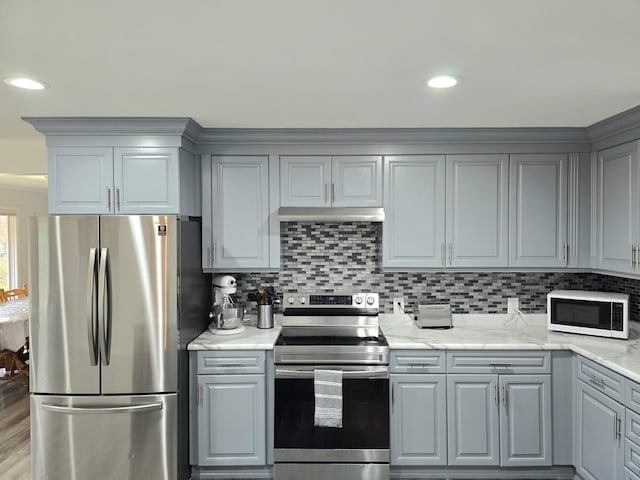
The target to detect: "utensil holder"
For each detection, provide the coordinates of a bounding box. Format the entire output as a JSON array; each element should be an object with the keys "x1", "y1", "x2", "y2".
[{"x1": 257, "y1": 304, "x2": 274, "y2": 329}]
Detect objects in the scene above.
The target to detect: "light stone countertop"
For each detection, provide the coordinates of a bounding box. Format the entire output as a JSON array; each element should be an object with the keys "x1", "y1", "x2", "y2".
[
  {"x1": 187, "y1": 311, "x2": 640, "y2": 384},
  {"x1": 380, "y1": 313, "x2": 640, "y2": 384},
  {"x1": 188, "y1": 314, "x2": 282, "y2": 351}
]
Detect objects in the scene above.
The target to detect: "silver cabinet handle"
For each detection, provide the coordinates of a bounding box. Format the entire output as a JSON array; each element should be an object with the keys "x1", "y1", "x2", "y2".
[
  {"x1": 614, "y1": 412, "x2": 622, "y2": 439},
  {"x1": 198, "y1": 384, "x2": 203, "y2": 407},
  {"x1": 587, "y1": 373, "x2": 605, "y2": 386},
  {"x1": 212, "y1": 243, "x2": 216, "y2": 266},
  {"x1": 325, "y1": 183, "x2": 329, "y2": 203},
  {"x1": 448, "y1": 244, "x2": 452, "y2": 266},
  {"x1": 43, "y1": 402, "x2": 162, "y2": 414},
  {"x1": 115, "y1": 187, "x2": 120, "y2": 211},
  {"x1": 217, "y1": 363, "x2": 246, "y2": 367},
  {"x1": 563, "y1": 243, "x2": 569, "y2": 266},
  {"x1": 332, "y1": 183, "x2": 336, "y2": 203},
  {"x1": 106, "y1": 187, "x2": 111, "y2": 211},
  {"x1": 441, "y1": 243, "x2": 445, "y2": 267},
  {"x1": 502, "y1": 383, "x2": 507, "y2": 406},
  {"x1": 408, "y1": 362, "x2": 435, "y2": 367},
  {"x1": 489, "y1": 362, "x2": 513, "y2": 367},
  {"x1": 86, "y1": 248, "x2": 99, "y2": 366},
  {"x1": 632, "y1": 246, "x2": 636, "y2": 269},
  {"x1": 494, "y1": 382, "x2": 499, "y2": 406}
]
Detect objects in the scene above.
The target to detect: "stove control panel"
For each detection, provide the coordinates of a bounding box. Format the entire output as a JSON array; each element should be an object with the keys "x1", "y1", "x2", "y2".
[{"x1": 284, "y1": 293, "x2": 379, "y2": 309}]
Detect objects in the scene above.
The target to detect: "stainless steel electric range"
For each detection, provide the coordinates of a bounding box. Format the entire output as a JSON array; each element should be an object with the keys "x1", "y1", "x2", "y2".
[{"x1": 273, "y1": 292, "x2": 390, "y2": 480}]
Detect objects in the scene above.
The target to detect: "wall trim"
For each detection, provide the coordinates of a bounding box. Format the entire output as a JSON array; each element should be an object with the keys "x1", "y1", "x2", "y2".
[{"x1": 588, "y1": 104, "x2": 640, "y2": 151}]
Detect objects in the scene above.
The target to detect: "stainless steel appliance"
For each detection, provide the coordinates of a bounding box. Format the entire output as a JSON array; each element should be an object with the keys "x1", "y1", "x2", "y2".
[
  {"x1": 415, "y1": 303, "x2": 453, "y2": 328},
  {"x1": 28, "y1": 216, "x2": 209, "y2": 480},
  {"x1": 274, "y1": 292, "x2": 389, "y2": 480},
  {"x1": 547, "y1": 289, "x2": 629, "y2": 339}
]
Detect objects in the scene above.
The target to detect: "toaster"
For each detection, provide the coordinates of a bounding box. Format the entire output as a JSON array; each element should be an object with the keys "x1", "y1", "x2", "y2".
[{"x1": 415, "y1": 304, "x2": 452, "y2": 329}]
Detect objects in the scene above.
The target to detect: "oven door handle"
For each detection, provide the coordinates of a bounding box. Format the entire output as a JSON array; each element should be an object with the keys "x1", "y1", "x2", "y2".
[{"x1": 275, "y1": 367, "x2": 389, "y2": 379}]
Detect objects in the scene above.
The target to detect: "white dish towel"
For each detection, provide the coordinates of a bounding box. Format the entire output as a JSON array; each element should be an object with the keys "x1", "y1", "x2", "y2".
[{"x1": 314, "y1": 369, "x2": 343, "y2": 428}]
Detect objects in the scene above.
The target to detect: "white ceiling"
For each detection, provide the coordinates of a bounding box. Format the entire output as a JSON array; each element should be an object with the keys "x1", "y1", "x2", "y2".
[{"x1": 1, "y1": 0, "x2": 640, "y2": 177}]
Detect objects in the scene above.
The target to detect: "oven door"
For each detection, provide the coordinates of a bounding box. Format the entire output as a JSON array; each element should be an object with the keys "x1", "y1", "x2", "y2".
[{"x1": 274, "y1": 365, "x2": 389, "y2": 464}]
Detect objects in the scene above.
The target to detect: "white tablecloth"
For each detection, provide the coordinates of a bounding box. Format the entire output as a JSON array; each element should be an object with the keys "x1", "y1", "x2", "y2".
[{"x1": 0, "y1": 297, "x2": 29, "y2": 351}]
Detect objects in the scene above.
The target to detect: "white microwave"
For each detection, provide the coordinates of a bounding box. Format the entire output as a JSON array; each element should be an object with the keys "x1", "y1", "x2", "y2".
[{"x1": 547, "y1": 290, "x2": 630, "y2": 339}]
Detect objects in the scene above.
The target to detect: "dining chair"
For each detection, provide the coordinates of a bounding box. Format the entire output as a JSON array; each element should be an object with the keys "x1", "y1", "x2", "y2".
[
  {"x1": 0, "y1": 289, "x2": 6, "y2": 302},
  {"x1": 4, "y1": 284, "x2": 28, "y2": 301}
]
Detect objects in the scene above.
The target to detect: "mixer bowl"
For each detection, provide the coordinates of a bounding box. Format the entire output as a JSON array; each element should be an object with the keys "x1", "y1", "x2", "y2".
[{"x1": 217, "y1": 304, "x2": 245, "y2": 329}]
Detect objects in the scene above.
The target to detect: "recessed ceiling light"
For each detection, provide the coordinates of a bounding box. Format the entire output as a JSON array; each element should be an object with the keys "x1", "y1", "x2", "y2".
[
  {"x1": 427, "y1": 75, "x2": 459, "y2": 89},
  {"x1": 3, "y1": 77, "x2": 48, "y2": 90}
]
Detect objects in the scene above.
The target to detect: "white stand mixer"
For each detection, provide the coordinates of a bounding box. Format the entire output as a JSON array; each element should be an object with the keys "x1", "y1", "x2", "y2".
[{"x1": 209, "y1": 275, "x2": 245, "y2": 335}]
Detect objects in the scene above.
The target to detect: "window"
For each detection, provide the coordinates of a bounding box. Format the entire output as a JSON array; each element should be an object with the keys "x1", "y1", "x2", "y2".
[{"x1": 0, "y1": 213, "x2": 17, "y2": 290}]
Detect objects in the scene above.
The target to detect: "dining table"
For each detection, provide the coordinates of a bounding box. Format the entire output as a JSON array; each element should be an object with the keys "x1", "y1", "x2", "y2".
[{"x1": 0, "y1": 297, "x2": 29, "y2": 351}]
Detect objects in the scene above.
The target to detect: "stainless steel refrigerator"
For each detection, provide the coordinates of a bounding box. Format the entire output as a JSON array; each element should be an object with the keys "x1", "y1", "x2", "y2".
[{"x1": 29, "y1": 215, "x2": 209, "y2": 480}]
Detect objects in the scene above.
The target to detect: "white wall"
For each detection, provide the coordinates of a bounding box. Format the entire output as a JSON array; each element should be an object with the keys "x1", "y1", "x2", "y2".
[{"x1": 0, "y1": 186, "x2": 48, "y2": 287}]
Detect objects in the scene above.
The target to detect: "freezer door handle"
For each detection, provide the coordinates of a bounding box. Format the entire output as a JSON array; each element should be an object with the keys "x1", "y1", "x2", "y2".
[
  {"x1": 42, "y1": 402, "x2": 163, "y2": 414},
  {"x1": 86, "y1": 248, "x2": 99, "y2": 365},
  {"x1": 98, "y1": 247, "x2": 112, "y2": 366}
]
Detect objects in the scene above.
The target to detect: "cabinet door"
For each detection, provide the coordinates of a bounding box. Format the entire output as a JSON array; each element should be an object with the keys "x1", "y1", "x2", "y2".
[
  {"x1": 509, "y1": 154, "x2": 568, "y2": 268},
  {"x1": 575, "y1": 381, "x2": 624, "y2": 480},
  {"x1": 280, "y1": 155, "x2": 331, "y2": 207},
  {"x1": 210, "y1": 156, "x2": 270, "y2": 270},
  {"x1": 48, "y1": 147, "x2": 114, "y2": 214},
  {"x1": 596, "y1": 141, "x2": 638, "y2": 274},
  {"x1": 331, "y1": 155, "x2": 382, "y2": 207},
  {"x1": 382, "y1": 155, "x2": 446, "y2": 268},
  {"x1": 447, "y1": 374, "x2": 499, "y2": 466},
  {"x1": 499, "y1": 375, "x2": 552, "y2": 467},
  {"x1": 390, "y1": 374, "x2": 447, "y2": 466},
  {"x1": 197, "y1": 374, "x2": 266, "y2": 466},
  {"x1": 114, "y1": 147, "x2": 179, "y2": 214},
  {"x1": 446, "y1": 155, "x2": 509, "y2": 267}
]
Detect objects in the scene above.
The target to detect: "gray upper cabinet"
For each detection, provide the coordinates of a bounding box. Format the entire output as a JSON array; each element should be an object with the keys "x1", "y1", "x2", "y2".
[
  {"x1": 594, "y1": 141, "x2": 639, "y2": 275},
  {"x1": 280, "y1": 155, "x2": 382, "y2": 207},
  {"x1": 48, "y1": 146, "x2": 197, "y2": 215},
  {"x1": 446, "y1": 154, "x2": 509, "y2": 268},
  {"x1": 383, "y1": 155, "x2": 446, "y2": 268},
  {"x1": 509, "y1": 154, "x2": 568, "y2": 268},
  {"x1": 202, "y1": 155, "x2": 279, "y2": 271},
  {"x1": 383, "y1": 154, "x2": 508, "y2": 269}
]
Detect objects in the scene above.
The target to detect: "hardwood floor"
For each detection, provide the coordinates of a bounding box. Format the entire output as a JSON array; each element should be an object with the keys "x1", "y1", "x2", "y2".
[{"x1": 0, "y1": 371, "x2": 30, "y2": 480}]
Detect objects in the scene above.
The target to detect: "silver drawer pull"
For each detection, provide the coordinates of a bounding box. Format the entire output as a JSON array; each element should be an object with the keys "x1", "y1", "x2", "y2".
[
  {"x1": 216, "y1": 363, "x2": 246, "y2": 367},
  {"x1": 489, "y1": 362, "x2": 513, "y2": 367},
  {"x1": 587, "y1": 373, "x2": 605, "y2": 386},
  {"x1": 408, "y1": 362, "x2": 435, "y2": 367}
]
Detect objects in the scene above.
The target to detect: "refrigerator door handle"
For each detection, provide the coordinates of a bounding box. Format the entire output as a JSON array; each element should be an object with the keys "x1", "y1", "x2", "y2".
[
  {"x1": 98, "y1": 247, "x2": 112, "y2": 366},
  {"x1": 86, "y1": 248, "x2": 99, "y2": 365},
  {"x1": 42, "y1": 402, "x2": 163, "y2": 414}
]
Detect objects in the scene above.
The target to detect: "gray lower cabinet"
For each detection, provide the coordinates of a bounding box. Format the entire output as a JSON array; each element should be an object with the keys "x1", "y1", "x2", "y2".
[
  {"x1": 192, "y1": 351, "x2": 267, "y2": 468},
  {"x1": 575, "y1": 380, "x2": 624, "y2": 480},
  {"x1": 390, "y1": 374, "x2": 447, "y2": 465}
]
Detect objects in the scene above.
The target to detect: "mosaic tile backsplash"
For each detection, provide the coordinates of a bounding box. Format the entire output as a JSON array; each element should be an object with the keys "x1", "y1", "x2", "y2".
[{"x1": 228, "y1": 222, "x2": 640, "y2": 320}]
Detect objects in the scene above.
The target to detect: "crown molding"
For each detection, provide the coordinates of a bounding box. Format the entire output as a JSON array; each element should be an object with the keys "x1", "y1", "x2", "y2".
[
  {"x1": 587, "y1": 104, "x2": 640, "y2": 150},
  {"x1": 197, "y1": 127, "x2": 591, "y2": 147}
]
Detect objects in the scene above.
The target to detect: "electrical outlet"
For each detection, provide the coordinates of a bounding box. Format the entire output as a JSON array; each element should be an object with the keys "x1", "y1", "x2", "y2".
[
  {"x1": 393, "y1": 297, "x2": 405, "y2": 315},
  {"x1": 507, "y1": 297, "x2": 519, "y2": 314}
]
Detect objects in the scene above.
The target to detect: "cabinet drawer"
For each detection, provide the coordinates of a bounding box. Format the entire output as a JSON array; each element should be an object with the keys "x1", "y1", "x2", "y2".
[
  {"x1": 390, "y1": 351, "x2": 446, "y2": 373},
  {"x1": 627, "y1": 466, "x2": 640, "y2": 480},
  {"x1": 627, "y1": 379, "x2": 640, "y2": 415},
  {"x1": 197, "y1": 351, "x2": 265, "y2": 374},
  {"x1": 627, "y1": 438, "x2": 640, "y2": 477},
  {"x1": 628, "y1": 409, "x2": 640, "y2": 447},
  {"x1": 446, "y1": 351, "x2": 550, "y2": 374},
  {"x1": 576, "y1": 355, "x2": 625, "y2": 403}
]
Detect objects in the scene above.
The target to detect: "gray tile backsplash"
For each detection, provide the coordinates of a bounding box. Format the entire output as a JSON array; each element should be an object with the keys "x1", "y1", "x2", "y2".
[{"x1": 230, "y1": 222, "x2": 640, "y2": 319}]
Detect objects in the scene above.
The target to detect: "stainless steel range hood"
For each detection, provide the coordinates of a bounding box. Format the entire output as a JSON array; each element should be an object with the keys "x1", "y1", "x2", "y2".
[{"x1": 277, "y1": 207, "x2": 385, "y2": 222}]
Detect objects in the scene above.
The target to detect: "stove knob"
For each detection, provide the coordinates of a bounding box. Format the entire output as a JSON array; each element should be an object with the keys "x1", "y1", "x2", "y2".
[
  {"x1": 299, "y1": 297, "x2": 306, "y2": 305},
  {"x1": 354, "y1": 296, "x2": 363, "y2": 305},
  {"x1": 287, "y1": 296, "x2": 295, "y2": 305},
  {"x1": 366, "y1": 296, "x2": 376, "y2": 306}
]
